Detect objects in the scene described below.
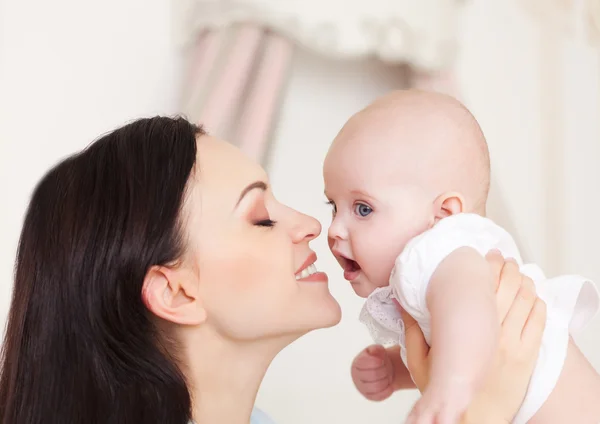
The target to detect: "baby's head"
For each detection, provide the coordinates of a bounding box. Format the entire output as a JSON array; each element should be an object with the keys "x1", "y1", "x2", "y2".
[{"x1": 323, "y1": 89, "x2": 490, "y2": 297}]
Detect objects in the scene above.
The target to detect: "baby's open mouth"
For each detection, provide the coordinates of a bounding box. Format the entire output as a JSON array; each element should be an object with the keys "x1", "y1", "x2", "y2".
[{"x1": 340, "y1": 256, "x2": 361, "y2": 282}]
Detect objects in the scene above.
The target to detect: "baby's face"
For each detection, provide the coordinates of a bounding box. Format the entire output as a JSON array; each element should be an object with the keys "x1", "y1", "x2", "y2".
[
  {"x1": 323, "y1": 136, "x2": 433, "y2": 298},
  {"x1": 323, "y1": 91, "x2": 490, "y2": 298}
]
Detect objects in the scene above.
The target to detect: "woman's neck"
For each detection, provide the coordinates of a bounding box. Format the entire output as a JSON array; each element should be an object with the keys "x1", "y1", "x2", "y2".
[{"x1": 185, "y1": 333, "x2": 286, "y2": 424}]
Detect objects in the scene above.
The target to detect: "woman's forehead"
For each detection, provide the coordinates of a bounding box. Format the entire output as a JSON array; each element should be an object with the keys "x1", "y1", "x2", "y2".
[{"x1": 193, "y1": 135, "x2": 268, "y2": 200}]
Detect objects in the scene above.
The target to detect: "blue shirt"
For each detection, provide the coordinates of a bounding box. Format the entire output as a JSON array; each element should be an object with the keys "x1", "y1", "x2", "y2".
[
  {"x1": 250, "y1": 408, "x2": 276, "y2": 424},
  {"x1": 190, "y1": 408, "x2": 275, "y2": 424}
]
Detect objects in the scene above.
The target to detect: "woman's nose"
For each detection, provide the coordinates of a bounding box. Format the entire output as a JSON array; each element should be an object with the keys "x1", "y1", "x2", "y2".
[{"x1": 289, "y1": 210, "x2": 321, "y2": 244}]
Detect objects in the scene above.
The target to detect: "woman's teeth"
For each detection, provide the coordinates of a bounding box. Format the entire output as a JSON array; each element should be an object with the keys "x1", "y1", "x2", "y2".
[{"x1": 295, "y1": 264, "x2": 318, "y2": 280}]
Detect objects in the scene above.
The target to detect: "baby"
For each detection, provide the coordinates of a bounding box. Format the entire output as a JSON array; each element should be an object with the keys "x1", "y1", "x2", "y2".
[{"x1": 323, "y1": 90, "x2": 599, "y2": 424}]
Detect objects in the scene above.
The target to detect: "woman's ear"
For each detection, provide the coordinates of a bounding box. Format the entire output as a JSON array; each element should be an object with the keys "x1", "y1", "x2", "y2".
[
  {"x1": 433, "y1": 192, "x2": 465, "y2": 222},
  {"x1": 142, "y1": 266, "x2": 206, "y2": 325}
]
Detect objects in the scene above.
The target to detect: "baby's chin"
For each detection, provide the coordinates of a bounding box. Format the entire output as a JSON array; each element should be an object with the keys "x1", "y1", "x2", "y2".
[{"x1": 348, "y1": 274, "x2": 384, "y2": 298}]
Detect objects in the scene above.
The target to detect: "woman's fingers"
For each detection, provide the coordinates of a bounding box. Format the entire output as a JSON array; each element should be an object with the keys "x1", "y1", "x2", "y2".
[
  {"x1": 502, "y1": 278, "x2": 538, "y2": 344},
  {"x1": 396, "y1": 300, "x2": 429, "y2": 384},
  {"x1": 496, "y1": 260, "x2": 523, "y2": 323},
  {"x1": 520, "y1": 273, "x2": 535, "y2": 293},
  {"x1": 485, "y1": 249, "x2": 505, "y2": 291},
  {"x1": 521, "y1": 298, "x2": 547, "y2": 351}
]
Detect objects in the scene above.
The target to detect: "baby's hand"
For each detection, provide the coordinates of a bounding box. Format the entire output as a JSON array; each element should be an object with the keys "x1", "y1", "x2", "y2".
[
  {"x1": 350, "y1": 345, "x2": 395, "y2": 401},
  {"x1": 406, "y1": 381, "x2": 472, "y2": 424}
]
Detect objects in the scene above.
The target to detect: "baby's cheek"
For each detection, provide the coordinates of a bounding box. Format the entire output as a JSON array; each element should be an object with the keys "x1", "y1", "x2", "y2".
[{"x1": 358, "y1": 234, "x2": 397, "y2": 285}]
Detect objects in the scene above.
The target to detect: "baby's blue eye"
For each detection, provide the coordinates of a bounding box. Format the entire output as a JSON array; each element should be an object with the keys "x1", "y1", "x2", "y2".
[{"x1": 354, "y1": 203, "x2": 372, "y2": 217}]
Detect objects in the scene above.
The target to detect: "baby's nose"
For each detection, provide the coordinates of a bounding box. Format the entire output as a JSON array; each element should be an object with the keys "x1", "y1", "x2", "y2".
[{"x1": 327, "y1": 217, "x2": 348, "y2": 241}]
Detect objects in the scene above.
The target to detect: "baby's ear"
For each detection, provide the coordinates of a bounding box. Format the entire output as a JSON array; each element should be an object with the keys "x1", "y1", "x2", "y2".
[{"x1": 433, "y1": 192, "x2": 465, "y2": 221}]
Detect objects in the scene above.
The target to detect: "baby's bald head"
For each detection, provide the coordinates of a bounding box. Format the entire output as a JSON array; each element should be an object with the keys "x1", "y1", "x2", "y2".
[{"x1": 327, "y1": 89, "x2": 490, "y2": 213}]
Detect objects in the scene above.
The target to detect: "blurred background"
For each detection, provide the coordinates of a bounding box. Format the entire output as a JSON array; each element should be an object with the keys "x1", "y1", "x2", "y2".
[{"x1": 0, "y1": 0, "x2": 599, "y2": 422}]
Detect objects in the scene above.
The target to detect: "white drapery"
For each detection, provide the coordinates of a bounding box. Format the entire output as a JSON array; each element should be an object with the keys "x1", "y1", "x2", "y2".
[
  {"x1": 173, "y1": 0, "x2": 463, "y2": 164},
  {"x1": 520, "y1": 0, "x2": 599, "y2": 274}
]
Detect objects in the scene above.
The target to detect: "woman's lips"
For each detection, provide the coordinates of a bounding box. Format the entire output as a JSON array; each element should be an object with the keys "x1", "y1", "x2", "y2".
[
  {"x1": 295, "y1": 254, "x2": 328, "y2": 282},
  {"x1": 297, "y1": 271, "x2": 329, "y2": 283},
  {"x1": 295, "y1": 252, "x2": 317, "y2": 274}
]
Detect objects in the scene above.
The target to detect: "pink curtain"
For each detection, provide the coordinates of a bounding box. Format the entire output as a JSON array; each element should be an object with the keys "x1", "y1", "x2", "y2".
[
  {"x1": 179, "y1": 23, "x2": 459, "y2": 167},
  {"x1": 180, "y1": 24, "x2": 294, "y2": 166}
]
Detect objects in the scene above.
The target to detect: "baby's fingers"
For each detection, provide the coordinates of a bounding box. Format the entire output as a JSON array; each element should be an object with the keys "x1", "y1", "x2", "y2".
[
  {"x1": 352, "y1": 345, "x2": 386, "y2": 369},
  {"x1": 352, "y1": 362, "x2": 392, "y2": 382},
  {"x1": 358, "y1": 375, "x2": 394, "y2": 399},
  {"x1": 363, "y1": 384, "x2": 394, "y2": 402}
]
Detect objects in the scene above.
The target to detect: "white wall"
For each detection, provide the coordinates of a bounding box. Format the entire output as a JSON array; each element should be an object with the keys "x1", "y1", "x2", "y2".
[
  {"x1": 0, "y1": 1, "x2": 598, "y2": 423},
  {"x1": 0, "y1": 0, "x2": 182, "y2": 317}
]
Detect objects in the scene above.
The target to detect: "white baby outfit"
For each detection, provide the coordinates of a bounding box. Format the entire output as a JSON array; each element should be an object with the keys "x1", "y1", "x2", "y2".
[{"x1": 360, "y1": 213, "x2": 599, "y2": 424}]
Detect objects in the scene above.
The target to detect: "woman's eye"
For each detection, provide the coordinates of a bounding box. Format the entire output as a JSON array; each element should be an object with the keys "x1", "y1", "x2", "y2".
[
  {"x1": 354, "y1": 203, "x2": 372, "y2": 217},
  {"x1": 255, "y1": 219, "x2": 276, "y2": 227}
]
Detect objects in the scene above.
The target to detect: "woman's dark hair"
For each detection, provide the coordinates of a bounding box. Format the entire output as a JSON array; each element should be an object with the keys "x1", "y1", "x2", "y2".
[{"x1": 0, "y1": 116, "x2": 204, "y2": 424}]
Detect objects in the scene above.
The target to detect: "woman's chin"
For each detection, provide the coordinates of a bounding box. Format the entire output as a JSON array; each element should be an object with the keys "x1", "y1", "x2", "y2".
[
  {"x1": 326, "y1": 297, "x2": 342, "y2": 326},
  {"x1": 292, "y1": 294, "x2": 342, "y2": 335},
  {"x1": 311, "y1": 294, "x2": 342, "y2": 329}
]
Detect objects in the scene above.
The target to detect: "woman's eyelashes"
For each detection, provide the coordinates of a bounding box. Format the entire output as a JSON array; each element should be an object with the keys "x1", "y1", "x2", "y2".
[
  {"x1": 254, "y1": 219, "x2": 276, "y2": 227},
  {"x1": 247, "y1": 195, "x2": 276, "y2": 227}
]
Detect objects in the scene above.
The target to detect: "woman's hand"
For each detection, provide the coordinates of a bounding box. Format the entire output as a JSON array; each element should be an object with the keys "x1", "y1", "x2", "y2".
[{"x1": 400, "y1": 250, "x2": 547, "y2": 424}]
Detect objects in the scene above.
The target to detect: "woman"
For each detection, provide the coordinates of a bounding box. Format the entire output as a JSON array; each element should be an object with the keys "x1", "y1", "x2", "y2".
[{"x1": 0, "y1": 116, "x2": 583, "y2": 423}]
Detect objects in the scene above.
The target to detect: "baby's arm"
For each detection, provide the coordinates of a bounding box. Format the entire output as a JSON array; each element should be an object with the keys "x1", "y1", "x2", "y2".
[{"x1": 411, "y1": 247, "x2": 499, "y2": 421}]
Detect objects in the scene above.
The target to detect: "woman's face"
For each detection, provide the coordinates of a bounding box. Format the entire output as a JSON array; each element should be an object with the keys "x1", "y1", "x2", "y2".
[{"x1": 183, "y1": 135, "x2": 341, "y2": 341}]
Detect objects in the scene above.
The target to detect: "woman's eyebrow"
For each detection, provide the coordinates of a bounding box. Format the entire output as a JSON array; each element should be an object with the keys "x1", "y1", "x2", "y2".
[{"x1": 235, "y1": 181, "x2": 268, "y2": 207}]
